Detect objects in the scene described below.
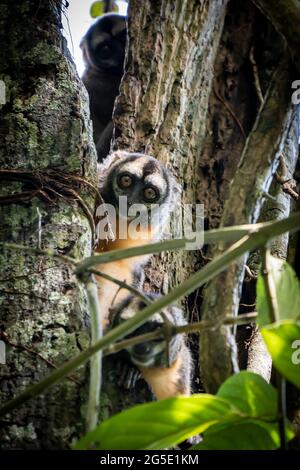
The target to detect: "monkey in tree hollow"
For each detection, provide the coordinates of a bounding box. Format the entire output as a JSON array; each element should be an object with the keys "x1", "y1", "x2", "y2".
[{"x1": 81, "y1": 14, "x2": 127, "y2": 161}]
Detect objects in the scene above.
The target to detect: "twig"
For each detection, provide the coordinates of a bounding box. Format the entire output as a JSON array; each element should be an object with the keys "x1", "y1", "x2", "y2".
[
  {"x1": 276, "y1": 156, "x2": 299, "y2": 202},
  {"x1": 83, "y1": 275, "x2": 103, "y2": 433},
  {"x1": 75, "y1": 213, "x2": 300, "y2": 275},
  {"x1": 0, "y1": 242, "x2": 77, "y2": 266},
  {"x1": 0, "y1": 169, "x2": 101, "y2": 245},
  {"x1": 0, "y1": 218, "x2": 292, "y2": 277},
  {"x1": 90, "y1": 268, "x2": 152, "y2": 306},
  {"x1": 244, "y1": 265, "x2": 257, "y2": 279},
  {"x1": 103, "y1": 312, "x2": 258, "y2": 356},
  {"x1": 201, "y1": 61, "x2": 294, "y2": 392},
  {"x1": 0, "y1": 212, "x2": 299, "y2": 418},
  {"x1": 261, "y1": 248, "x2": 279, "y2": 323},
  {"x1": 0, "y1": 332, "x2": 80, "y2": 385},
  {"x1": 261, "y1": 247, "x2": 287, "y2": 450},
  {"x1": 213, "y1": 85, "x2": 246, "y2": 140},
  {"x1": 249, "y1": 46, "x2": 264, "y2": 105},
  {"x1": 0, "y1": 265, "x2": 59, "y2": 283},
  {"x1": 36, "y1": 207, "x2": 42, "y2": 250}
]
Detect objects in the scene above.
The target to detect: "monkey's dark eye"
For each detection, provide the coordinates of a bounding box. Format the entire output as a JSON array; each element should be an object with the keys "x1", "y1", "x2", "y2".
[
  {"x1": 143, "y1": 187, "x2": 158, "y2": 202},
  {"x1": 118, "y1": 173, "x2": 133, "y2": 189},
  {"x1": 97, "y1": 44, "x2": 112, "y2": 59}
]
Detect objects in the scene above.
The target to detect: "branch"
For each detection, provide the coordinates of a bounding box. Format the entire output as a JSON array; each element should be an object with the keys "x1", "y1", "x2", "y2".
[
  {"x1": 246, "y1": 328, "x2": 272, "y2": 383},
  {"x1": 0, "y1": 212, "x2": 299, "y2": 418},
  {"x1": 200, "y1": 59, "x2": 294, "y2": 393},
  {"x1": 246, "y1": 108, "x2": 299, "y2": 382},
  {"x1": 0, "y1": 218, "x2": 292, "y2": 276},
  {"x1": 261, "y1": 248, "x2": 287, "y2": 449},
  {"x1": 103, "y1": 312, "x2": 258, "y2": 356},
  {"x1": 83, "y1": 275, "x2": 103, "y2": 433},
  {"x1": 252, "y1": 0, "x2": 300, "y2": 73},
  {"x1": 90, "y1": 268, "x2": 152, "y2": 305}
]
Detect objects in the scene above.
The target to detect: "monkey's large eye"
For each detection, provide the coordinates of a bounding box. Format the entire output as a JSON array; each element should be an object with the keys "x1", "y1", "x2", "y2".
[
  {"x1": 117, "y1": 173, "x2": 134, "y2": 189},
  {"x1": 97, "y1": 44, "x2": 112, "y2": 60},
  {"x1": 143, "y1": 187, "x2": 158, "y2": 202}
]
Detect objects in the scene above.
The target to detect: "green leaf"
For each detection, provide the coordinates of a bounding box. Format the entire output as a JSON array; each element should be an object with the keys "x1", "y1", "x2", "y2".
[
  {"x1": 74, "y1": 395, "x2": 238, "y2": 450},
  {"x1": 74, "y1": 372, "x2": 281, "y2": 450},
  {"x1": 217, "y1": 371, "x2": 277, "y2": 418},
  {"x1": 261, "y1": 321, "x2": 300, "y2": 389},
  {"x1": 90, "y1": 1, "x2": 118, "y2": 18},
  {"x1": 90, "y1": 1, "x2": 105, "y2": 17},
  {"x1": 193, "y1": 420, "x2": 294, "y2": 450},
  {"x1": 257, "y1": 255, "x2": 300, "y2": 326}
]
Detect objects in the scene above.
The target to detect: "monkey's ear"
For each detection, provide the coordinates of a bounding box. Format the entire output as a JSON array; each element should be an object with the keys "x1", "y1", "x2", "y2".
[
  {"x1": 97, "y1": 150, "x2": 127, "y2": 186},
  {"x1": 80, "y1": 37, "x2": 90, "y2": 66},
  {"x1": 97, "y1": 150, "x2": 125, "y2": 175}
]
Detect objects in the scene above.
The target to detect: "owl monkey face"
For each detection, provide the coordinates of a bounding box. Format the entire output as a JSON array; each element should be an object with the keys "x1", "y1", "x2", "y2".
[
  {"x1": 98, "y1": 152, "x2": 180, "y2": 225},
  {"x1": 80, "y1": 14, "x2": 126, "y2": 74}
]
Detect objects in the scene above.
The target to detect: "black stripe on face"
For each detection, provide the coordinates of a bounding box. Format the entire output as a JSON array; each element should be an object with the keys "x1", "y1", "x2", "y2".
[
  {"x1": 138, "y1": 300, "x2": 148, "y2": 310},
  {"x1": 142, "y1": 159, "x2": 161, "y2": 177}
]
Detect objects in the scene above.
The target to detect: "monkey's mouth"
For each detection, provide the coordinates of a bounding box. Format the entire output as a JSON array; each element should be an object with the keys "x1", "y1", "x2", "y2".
[
  {"x1": 126, "y1": 343, "x2": 157, "y2": 367},
  {"x1": 130, "y1": 355, "x2": 156, "y2": 368}
]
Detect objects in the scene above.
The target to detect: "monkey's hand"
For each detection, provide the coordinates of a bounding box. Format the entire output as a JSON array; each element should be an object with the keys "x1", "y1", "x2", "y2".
[{"x1": 115, "y1": 357, "x2": 141, "y2": 389}]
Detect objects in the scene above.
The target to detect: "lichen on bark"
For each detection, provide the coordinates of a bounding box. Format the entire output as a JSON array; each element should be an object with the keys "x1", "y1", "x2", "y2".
[{"x1": 0, "y1": 0, "x2": 97, "y2": 449}]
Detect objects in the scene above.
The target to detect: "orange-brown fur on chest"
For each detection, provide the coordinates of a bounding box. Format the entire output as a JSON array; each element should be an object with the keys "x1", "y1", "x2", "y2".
[
  {"x1": 139, "y1": 356, "x2": 190, "y2": 400},
  {"x1": 95, "y1": 227, "x2": 153, "y2": 327}
]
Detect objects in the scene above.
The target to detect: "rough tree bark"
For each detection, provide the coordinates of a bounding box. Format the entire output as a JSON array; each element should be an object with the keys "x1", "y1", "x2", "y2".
[
  {"x1": 0, "y1": 0, "x2": 299, "y2": 450},
  {"x1": 100, "y1": 0, "x2": 231, "y2": 416},
  {"x1": 102, "y1": 0, "x2": 300, "y2": 418},
  {"x1": 0, "y1": 0, "x2": 97, "y2": 449}
]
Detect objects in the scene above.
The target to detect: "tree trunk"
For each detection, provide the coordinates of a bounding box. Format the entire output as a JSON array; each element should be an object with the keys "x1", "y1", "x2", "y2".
[
  {"x1": 0, "y1": 0, "x2": 299, "y2": 449},
  {"x1": 0, "y1": 0, "x2": 96, "y2": 449},
  {"x1": 102, "y1": 0, "x2": 230, "y2": 414},
  {"x1": 102, "y1": 0, "x2": 299, "y2": 417}
]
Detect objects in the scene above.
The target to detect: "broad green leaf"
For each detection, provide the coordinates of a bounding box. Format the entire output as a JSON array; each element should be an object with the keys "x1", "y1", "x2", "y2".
[
  {"x1": 217, "y1": 371, "x2": 277, "y2": 418},
  {"x1": 192, "y1": 420, "x2": 294, "y2": 450},
  {"x1": 74, "y1": 395, "x2": 238, "y2": 450},
  {"x1": 90, "y1": 1, "x2": 105, "y2": 17},
  {"x1": 75, "y1": 372, "x2": 280, "y2": 450},
  {"x1": 257, "y1": 255, "x2": 300, "y2": 326},
  {"x1": 261, "y1": 321, "x2": 300, "y2": 389},
  {"x1": 90, "y1": 1, "x2": 118, "y2": 18}
]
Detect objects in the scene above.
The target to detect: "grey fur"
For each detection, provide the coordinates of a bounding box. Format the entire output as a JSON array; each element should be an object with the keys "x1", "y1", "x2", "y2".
[
  {"x1": 97, "y1": 150, "x2": 181, "y2": 239},
  {"x1": 110, "y1": 294, "x2": 192, "y2": 393}
]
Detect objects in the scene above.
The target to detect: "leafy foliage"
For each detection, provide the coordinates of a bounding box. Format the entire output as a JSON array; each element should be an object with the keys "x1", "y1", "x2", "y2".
[
  {"x1": 261, "y1": 321, "x2": 300, "y2": 389},
  {"x1": 90, "y1": 1, "x2": 119, "y2": 18},
  {"x1": 74, "y1": 372, "x2": 293, "y2": 450},
  {"x1": 193, "y1": 420, "x2": 289, "y2": 450},
  {"x1": 257, "y1": 255, "x2": 300, "y2": 326}
]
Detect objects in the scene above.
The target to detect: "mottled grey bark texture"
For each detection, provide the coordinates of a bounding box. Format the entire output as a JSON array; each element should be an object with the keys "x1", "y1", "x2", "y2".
[
  {"x1": 247, "y1": 109, "x2": 299, "y2": 383},
  {"x1": 200, "y1": 60, "x2": 295, "y2": 392},
  {"x1": 102, "y1": 0, "x2": 299, "y2": 415},
  {"x1": 101, "y1": 0, "x2": 230, "y2": 416},
  {"x1": 0, "y1": 0, "x2": 97, "y2": 449},
  {"x1": 113, "y1": 0, "x2": 229, "y2": 293}
]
